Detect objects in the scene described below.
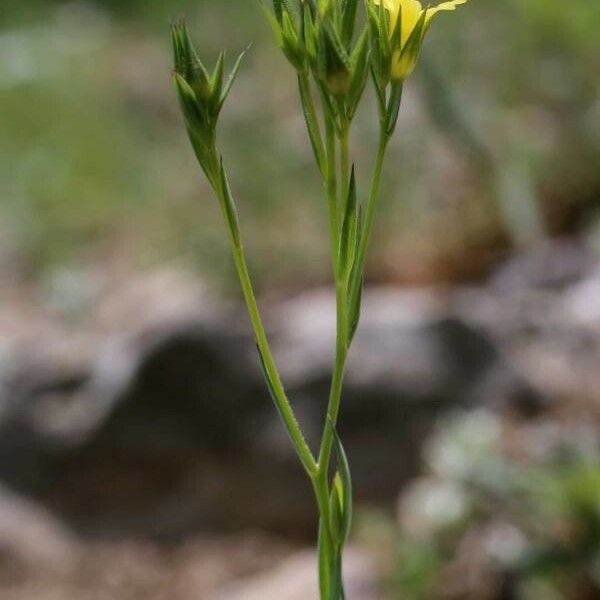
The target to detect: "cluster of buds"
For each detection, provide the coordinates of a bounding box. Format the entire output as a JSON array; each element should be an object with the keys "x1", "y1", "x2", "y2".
[
  {"x1": 262, "y1": 0, "x2": 468, "y2": 133},
  {"x1": 171, "y1": 20, "x2": 247, "y2": 182},
  {"x1": 262, "y1": 0, "x2": 370, "y2": 127}
]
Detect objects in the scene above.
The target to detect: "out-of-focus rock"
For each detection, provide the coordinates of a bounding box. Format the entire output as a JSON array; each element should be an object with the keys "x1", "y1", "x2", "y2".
[
  {"x1": 0, "y1": 485, "x2": 79, "y2": 580},
  {"x1": 0, "y1": 532, "x2": 294, "y2": 600},
  {"x1": 17, "y1": 238, "x2": 600, "y2": 538},
  {"x1": 454, "y1": 239, "x2": 600, "y2": 412},
  {"x1": 215, "y1": 548, "x2": 379, "y2": 600},
  {"x1": 0, "y1": 260, "x2": 537, "y2": 537}
]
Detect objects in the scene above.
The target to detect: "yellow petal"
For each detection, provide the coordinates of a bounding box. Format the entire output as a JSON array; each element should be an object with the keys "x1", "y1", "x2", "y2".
[
  {"x1": 399, "y1": 0, "x2": 424, "y2": 48},
  {"x1": 425, "y1": 0, "x2": 468, "y2": 26}
]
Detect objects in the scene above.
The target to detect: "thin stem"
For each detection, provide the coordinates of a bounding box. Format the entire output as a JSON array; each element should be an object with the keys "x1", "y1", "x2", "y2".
[
  {"x1": 325, "y1": 112, "x2": 339, "y2": 265},
  {"x1": 319, "y1": 121, "x2": 392, "y2": 476},
  {"x1": 317, "y1": 322, "x2": 349, "y2": 471},
  {"x1": 211, "y1": 154, "x2": 317, "y2": 477},
  {"x1": 317, "y1": 125, "x2": 353, "y2": 477},
  {"x1": 312, "y1": 472, "x2": 334, "y2": 594}
]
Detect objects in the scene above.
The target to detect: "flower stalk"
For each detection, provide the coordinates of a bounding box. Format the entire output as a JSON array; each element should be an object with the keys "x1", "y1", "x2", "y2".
[{"x1": 171, "y1": 1, "x2": 469, "y2": 597}]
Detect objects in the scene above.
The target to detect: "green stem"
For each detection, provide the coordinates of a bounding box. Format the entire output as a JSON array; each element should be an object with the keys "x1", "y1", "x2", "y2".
[
  {"x1": 313, "y1": 472, "x2": 334, "y2": 597},
  {"x1": 319, "y1": 123, "x2": 391, "y2": 476},
  {"x1": 317, "y1": 126, "x2": 353, "y2": 479},
  {"x1": 211, "y1": 154, "x2": 317, "y2": 477},
  {"x1": 325, "y1": 113, "x2": 339, "y2": 265}
]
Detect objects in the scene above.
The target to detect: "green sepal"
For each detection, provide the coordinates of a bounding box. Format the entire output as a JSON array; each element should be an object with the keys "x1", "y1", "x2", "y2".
[
  {"x1": 260, "y1": 1, "x2": 285, "y2": 46},
  {"x1": 172, "y1": 20, "x2": 211, "y2": 100},
  {"x1": 208, "y1": 51, "x2": 225, "y2": 114},
  {"x1": 377, "y1": 0, "x2": 390, "y2": 52},
  {"x1": 395, "y1": 9, "x2": 427, "y2": 80},
  {"x1": 273, "y1": 0, "x2": 297, "y2": 24},
  {"x1": 320, "y1": 22, "x2": 352, "y2": 96},
  {"x1": 390, "y1": 1, "x2": 402, "y2": 54},
  {"x1": 346, "y1": 28, "x2": 370, "y2": 119},
  {"x1": 218, "y1": 45, "x2": 250, "y2": 113},
  {"x1": 302, "y1": 2, "x2": 318, "y2": 67},
  {"x1": 262, "y1": 1, "x2": 306, "y2": 71},
  {"x1": 282, "y1": 9, "x2": 306, "y2": 70},
  {"x1": 386, "y1": 81, "x2": 403, "y2": 135},
  {"x1": 341, "y1": 0, "x2": 359, "y2": 48},
  {"x1": 366, "y1": 1, "x2": 391, "y2": 92},
  {"x1": 298, "y1": 75, "x2": 327, "y2": 176},
  {"x1": 173, "y1": 73, "x2": 217, "y2": 177},
  {"x1": 174, "y1": 73, "x2": 204, "y2": 131}
]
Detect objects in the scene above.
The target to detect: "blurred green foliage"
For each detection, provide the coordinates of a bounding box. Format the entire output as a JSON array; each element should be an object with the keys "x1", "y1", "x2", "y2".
[{"x1": 1, "y1": 0, "x2": 599, "y2": 290}]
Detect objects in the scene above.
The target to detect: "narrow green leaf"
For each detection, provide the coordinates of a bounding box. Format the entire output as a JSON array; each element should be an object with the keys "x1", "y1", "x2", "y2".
[
  {"x1": 256, "y1": 344, "x2": 277, "y2": 405},
  {"x1": 347, "y1": 272, "x2": 363, "y2": 344},
  {"x1": 218, "y1": 158, "x2": 241, "y2": 247},
  {"x1": 256, "y1": 344, "x2": 316, "y2": 476},
  {"x1": 338, "y1": 166, "x2": 358, "y2": 278},
  {"x1": 346, "y1": 204, "x2": 363, "y2": 345},
  {"x1": 329, "y1": 472, "x2": 348, "y2": 551},
  {"x1": 331, "y1": 420, "x2": 353, "y2": 544}
]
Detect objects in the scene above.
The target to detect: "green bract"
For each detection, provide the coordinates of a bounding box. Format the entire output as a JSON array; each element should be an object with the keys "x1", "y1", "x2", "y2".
[{"x1": 171, "y1": 2, "x2": 469, "y2": 597}]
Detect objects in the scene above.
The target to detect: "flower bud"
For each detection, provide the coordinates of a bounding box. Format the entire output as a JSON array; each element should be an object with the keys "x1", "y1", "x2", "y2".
[
  {"x1": 321, "y1": 27, "x2": 352, "y2": 96},
  {"x1": 261, "y1": 2, "x2": 307, "y2": 72},
  {"x1": 171, "y1": 20, "x2": 246, "y2": 176}
]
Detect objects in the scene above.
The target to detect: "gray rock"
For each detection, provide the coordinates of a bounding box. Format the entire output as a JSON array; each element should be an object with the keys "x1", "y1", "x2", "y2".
[
  {"x1": 0, "y1": 484, "x2": 79, "y2": 580},
  {"x1": 214, "y1": 548, "x2": 379, "y2": 600},
  {"x1": 0, "y1": 271, "x2": 535, "y2": 538}
]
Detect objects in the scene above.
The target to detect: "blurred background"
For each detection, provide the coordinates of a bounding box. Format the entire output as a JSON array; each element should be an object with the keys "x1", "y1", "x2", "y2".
[{"x1": 1, "y1": 0, "x2": 599, "y2": 598}]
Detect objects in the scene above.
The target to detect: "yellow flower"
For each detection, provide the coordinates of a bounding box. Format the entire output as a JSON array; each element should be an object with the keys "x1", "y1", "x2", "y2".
[{"x1": 372, "y1": 0, "x2": 468, "y2": 80}]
